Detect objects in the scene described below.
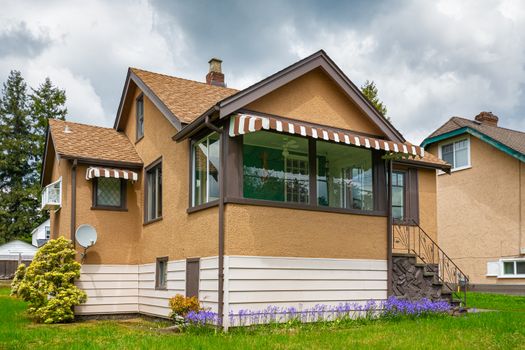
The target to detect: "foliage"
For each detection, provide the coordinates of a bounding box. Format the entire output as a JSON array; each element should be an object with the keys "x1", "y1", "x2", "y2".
[
  {"x1": 10, "y1": 263, "x2": 26, "y2": 296},
  {"x1": 360, "y1": 80, "x2": 388, "y2": 119},
  {"x1": 169, "y1": 294, "x2": 202, "y2": 319},
  {"x1": 13, "y1": 237, "x2": 86, "y2": 323},
  {"x1": 0, "y1": 71, "x2": 67, "y2": 243}
]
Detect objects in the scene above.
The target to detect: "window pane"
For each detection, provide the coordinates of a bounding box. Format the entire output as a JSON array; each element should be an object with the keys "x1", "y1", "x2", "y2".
[
  {"x1": 392, "y1": 206, "x2": 403, "y2": 220},
  {"x1": 147, "y1": 164, "x2": 161, "y2": 220},
  {"x1": 503, "y1": 261, "x2": 515, "y2": 275},
  {"x1": 517, "y1": 261, "x2": 525, "y2": 275},
  {"x1": 156, "y1": 167, "x2": 162, "y2": 218},
  {"x1": 136, "y1": 98, "x2": 144, "y2": 138},
  {"x1": 454, "y1": 147, "x2": 468, "y2": 168},
  {"x1": 208, "y1": 133, "x2": 220, "y2": 201},
  {"x1": 317, "y1": 141, "x2": 373, "y2": 210},
  {"x1": 96, "y1": 178, "x2": 121, "y2": 207},
  {"x1": 392, "y1": 186, "x2": 404, "y2": 207},
  {"x1": 193, "y1": 138, "x2": 208, "y2": 206},
  {"x1": 147, "y1": 170, "x2": 156, "y2": 220},
  {"x1": 243, "y1": 131, "x2": 309, "y2": 203},
  {"x1": 441, "y1": 143, "x2": 454, "y2": 165}
]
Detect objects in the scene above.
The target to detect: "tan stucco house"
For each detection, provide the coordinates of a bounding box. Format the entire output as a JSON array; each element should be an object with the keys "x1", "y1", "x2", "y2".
[
  {"x1": 40, "y1": 51, "x2": 455, "y2": 327},
  {"x1": 422, "y1": 112, "x2": 525, "y2": 292}
]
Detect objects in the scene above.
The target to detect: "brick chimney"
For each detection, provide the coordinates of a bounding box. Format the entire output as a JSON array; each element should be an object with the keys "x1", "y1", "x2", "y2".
[
  {"x1": 474, "y1": 111, "x2": 499, "y2": 126},
  {"x1": 206, "y1": 58, "x2": 225, "y2": 87}
]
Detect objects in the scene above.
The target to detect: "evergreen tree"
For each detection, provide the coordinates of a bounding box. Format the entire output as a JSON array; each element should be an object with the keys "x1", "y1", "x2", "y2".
[
  {"x1": 0, "y1": 71, "x2": 41, "y2": 243},
  {"x1": 31, "y1": 77, "x2": 67, "y2": 174},
  {"x1": 361, "y1": 80, "x2": 388, "y2": 119}
]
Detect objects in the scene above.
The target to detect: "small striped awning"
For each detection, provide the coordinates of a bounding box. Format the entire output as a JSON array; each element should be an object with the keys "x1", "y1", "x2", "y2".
[
  {"x1": 229, "y1": 113, "x2": 424, "y2": 157},
  {"x1": 85, "y1": 167, "x2": 139, "y2": 181}
]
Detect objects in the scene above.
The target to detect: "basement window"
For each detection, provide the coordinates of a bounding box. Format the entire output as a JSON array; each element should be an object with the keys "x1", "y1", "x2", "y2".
[
  {"x1": 156, "y1": 257, "x2": 168, "y2": 290},
  {"x1": 502, "y1": 260, "x2": 525, "y2": 277}
]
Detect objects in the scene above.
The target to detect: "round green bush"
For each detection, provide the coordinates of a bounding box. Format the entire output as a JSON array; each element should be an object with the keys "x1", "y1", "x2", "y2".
[{"x1": 11, "y1": 236, "x2": 87, "y2": 323}]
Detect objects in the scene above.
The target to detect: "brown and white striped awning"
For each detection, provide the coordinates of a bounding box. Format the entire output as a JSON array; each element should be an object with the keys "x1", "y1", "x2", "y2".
[
  {"x1": 85, "y1": 167, "x2": 138, "y2": 181},
  {"x1": 229, "y1": 113, "x2": 424, "y2": 157}
]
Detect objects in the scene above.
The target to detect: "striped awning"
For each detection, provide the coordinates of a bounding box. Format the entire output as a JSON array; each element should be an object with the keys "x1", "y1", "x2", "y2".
[
  {"x1": 229, "y1": 113, "x2": 424, "y2": 157},
  {"x1": 85, "y1": 167, "x2": 139, "y2": 181}
]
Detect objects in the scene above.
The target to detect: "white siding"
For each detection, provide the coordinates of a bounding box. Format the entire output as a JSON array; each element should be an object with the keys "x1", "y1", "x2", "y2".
[
  {"x1": 225, "y1": 256, "x2": 388, "y2": 314},
  {"x1": 199, "y1": 257, "x2": 218, "y2": 312},
  {"x1": 0, "y1": 240, "x2": 37, "y2": 257}
]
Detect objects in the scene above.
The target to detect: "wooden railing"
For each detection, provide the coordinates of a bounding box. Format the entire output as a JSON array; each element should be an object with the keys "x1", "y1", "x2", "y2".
[{"x1": 392, "y1": 219, "x2": 469, "y2": 306}]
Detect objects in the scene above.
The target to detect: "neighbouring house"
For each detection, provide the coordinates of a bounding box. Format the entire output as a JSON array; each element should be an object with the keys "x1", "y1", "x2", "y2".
[
  {"x1": 0, "y1": 240, "x2": 37, "y2": 279},
  {"x1": 422, "y1": 112, "x2": 525, "y2": 293},
  {"x1": 31, "y1": 219, "x2": 51, "y2": 247},
  {"x1": 40, "y1": 50, "x2": 456, "y2": 327}
]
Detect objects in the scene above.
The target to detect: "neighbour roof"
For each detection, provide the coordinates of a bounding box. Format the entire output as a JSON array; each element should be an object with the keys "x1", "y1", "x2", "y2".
[
  {"x1": 48, "y1": 119, "x2": 142, "y2": 166},
  {"x1": 130, "y1": 68, "x2": 238, "y2": 124},
  {"x1": 422, "y1": 116, "x2": 525, "y2": 160},
  {"x1": 409, "y1": 149, "x2": 450, "y2": 169}
]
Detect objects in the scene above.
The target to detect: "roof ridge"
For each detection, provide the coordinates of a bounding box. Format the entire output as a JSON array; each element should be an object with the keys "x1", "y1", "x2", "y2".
[
  {"x1": 49, "y1": 118, "x2": 122, "y2": 133},
  {"x1": 130, "y1": 67, "x2": 239, "y2": 92},
  {"x1": 451, "y1": 116, "x2": 525, "y2": 135}
]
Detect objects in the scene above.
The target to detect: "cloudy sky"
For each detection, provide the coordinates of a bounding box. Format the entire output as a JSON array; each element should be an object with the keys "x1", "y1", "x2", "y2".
[{"x1": 1, "y1": 0, "x2": 524, "y2": 143}]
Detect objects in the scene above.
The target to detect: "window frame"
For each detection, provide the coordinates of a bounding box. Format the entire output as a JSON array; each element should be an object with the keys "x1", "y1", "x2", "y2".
[
  {"x1": 91, "y1": 177, "x2": 127, "y2": 211},
  {"x1": 392, "y1": 170, "x2": 406, "y2": 222},
  {"x1": 191, "y1": 132, "x2": 221, "y2": 208},
  {"x1": 155, "y1": 256, "x2": 169, "y2": 290},
  {"x1": 438, "y1": 135, "x2": 471, "y2": 173},
  {"x1": 136, "y1": 94, "x2": 144, "y2": 142},
  {"x1": 44, "y1": 226, "x2": 51, "y2": 240},
  {"x1": 144, "y1": 157, "x2": 163, "y2": 224},
  {"x1": 499, "y1": 258, "x2": 525, "y2": 278}
]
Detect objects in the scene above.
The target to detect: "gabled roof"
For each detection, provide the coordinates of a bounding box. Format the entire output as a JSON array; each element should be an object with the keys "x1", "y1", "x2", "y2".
[
  {"x1": 114, "y1": 68, "x2": 238, "y2": 131},
  {"x1": 48, "y1": 119, "x2": 143, "y2": 166},
  {"x1": 422, "y1": 117, "x2": 525, "y2": 162},
  {"x1": 176, "y1": 50, "x2": 406, "y2": 143}
]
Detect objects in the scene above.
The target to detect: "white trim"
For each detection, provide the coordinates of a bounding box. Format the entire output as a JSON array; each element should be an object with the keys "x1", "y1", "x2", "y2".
[{"x1": 498, "y1": 258, "x2": 525, "y2": 278}]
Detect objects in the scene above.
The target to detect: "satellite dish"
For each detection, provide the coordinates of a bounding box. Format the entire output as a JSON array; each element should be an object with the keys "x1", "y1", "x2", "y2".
[{"x1": 76, "y1": 224, "x2": 97, "y2": 248}]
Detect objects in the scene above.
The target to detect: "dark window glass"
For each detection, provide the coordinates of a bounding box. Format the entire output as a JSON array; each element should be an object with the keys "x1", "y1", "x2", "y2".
[
  {"x1": 146, "y1": 163, "x2": 162, "y2": 221},
  {"x1": 503, "y1": 261, "x2": 515, "y2": 275},
  {"x1": 243, "y1": 131, "x2": 309, "y2": 203},
  {"x1": 192, "y1": 132, "x2": 220, "y2": 206},
  {"x1": 136, "y1": 96, "x2": 144, "y2": 140},
  {"x1": 156, "y1": 257, "x2": 168, "y2": 289},
  {"x1": 95, "y1": 177, "x2": 122, "y2": 207},
  {"x1": 317, "y1": 140, "x2": 373, "y2": 210},
  {"x1": 392, "y1": 172, "x2": 405, "y2": 221},
  {"x1": 441, "y1": 143, "x2": 454, "y2": 166},
  {"x1": 516, "y1": 261, "x2": 525, "y2": 275}
]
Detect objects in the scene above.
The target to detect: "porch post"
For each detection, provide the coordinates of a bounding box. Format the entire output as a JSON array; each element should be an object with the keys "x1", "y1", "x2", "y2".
[{"x1": 386, "y1": 158, "x2": 393, "y2": 296}]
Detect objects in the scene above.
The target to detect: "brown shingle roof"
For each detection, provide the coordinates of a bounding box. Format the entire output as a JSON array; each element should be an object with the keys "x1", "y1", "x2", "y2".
[
  {"x1": 49, "y1": 119, "x2": 142, "y2": 165},
  {"x1": 426, "y1": 116, "x2": 525, "y2": 156},
  {"x1": 131, "y1": 68, "x2": 238, "y2": 124}
]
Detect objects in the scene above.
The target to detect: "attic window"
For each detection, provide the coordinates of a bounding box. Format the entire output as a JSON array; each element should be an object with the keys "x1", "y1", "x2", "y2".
[
  {"x1": 136, "y1": 95, "x2": 144, "y2": 141},
  {"x1": 439, "y1": 137, "x2": 470, "y2": 171}
]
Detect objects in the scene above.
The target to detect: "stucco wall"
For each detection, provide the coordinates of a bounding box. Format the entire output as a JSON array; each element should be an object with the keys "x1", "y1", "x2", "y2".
[
  {"x1": 246, "y1": 68, "x2": 385, "y2": 136},
  {"x1": 418, "y1": 168, "x2": 438, "y2": 242},
  {"x1": 429, "y1": 136, "x2": 524, "y2": 284},
  {"x1": 224, "y1": 204, "x2": 387, "y2": 260}
]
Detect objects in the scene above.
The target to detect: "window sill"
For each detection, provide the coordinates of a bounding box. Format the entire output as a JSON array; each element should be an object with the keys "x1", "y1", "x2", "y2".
[
  {"x1": 91, "y1": 206, "x2": 128, "y2": 212},
  {"x1": 144, "y1": 216, "x2": 163, "y2": 226},
  {"x1": 439, "y1": 165, "x2": 471, "y2": 175},
  {"x1": 155, "y1": 286, "x2": 167, "y2": 290},
  {"x1": 224, "y1": 197, "x2": 387, "y2": 217},
  {"x1": 187, "y1": 200, "x2": 220, "y2": 214},
  {"x1": 497, "y1": 275, "x2": 525, "y2": 279}
]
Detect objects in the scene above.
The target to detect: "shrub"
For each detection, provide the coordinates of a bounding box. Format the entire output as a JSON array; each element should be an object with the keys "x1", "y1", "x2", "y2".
[
  {"x1": 14, "y1": 237, "x2": 87, "y2": 324},
  {"x1": 10, "y1": 263, "x2": 26, "y2": 297},
  {"x1": 169, "y1": 294, "x2": 201, "y2": 319}
]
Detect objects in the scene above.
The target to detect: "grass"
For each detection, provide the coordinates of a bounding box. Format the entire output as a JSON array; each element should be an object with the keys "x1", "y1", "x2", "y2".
[{"x1": 1, "y1": 287, "x2": 525, "y2": 350}]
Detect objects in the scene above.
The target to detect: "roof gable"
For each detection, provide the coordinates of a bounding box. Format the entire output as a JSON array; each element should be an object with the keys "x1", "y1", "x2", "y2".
[
  {"x1": 422, "y1": 117, "x2": 525, "y2": 162},
  {"x1": 114, "y1": 68, "x2": 238, "y2": 131},
  {"x1": 216, "y1": 50, "x2": 405, "y2": 142}
]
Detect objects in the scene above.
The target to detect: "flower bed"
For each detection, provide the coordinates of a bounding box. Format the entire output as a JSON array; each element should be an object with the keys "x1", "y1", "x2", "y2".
[{"x1": 184, "y1": 297, "x2": 451, "y2": 328}]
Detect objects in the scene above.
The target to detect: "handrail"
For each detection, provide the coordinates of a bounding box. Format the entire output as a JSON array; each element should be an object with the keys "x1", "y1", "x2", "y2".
[{"x1": 392, "y1": 219, "x2": 469, "y2": 307}]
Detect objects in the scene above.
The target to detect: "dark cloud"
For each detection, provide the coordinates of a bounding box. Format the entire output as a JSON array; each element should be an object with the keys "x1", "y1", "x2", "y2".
[{"x1": 0, "y1": 22, "x2": 50, "y2": 57}]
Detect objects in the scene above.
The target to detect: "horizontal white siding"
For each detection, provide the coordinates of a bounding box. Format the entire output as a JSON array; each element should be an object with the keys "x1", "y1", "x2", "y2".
[
  {"x1": 200, "y1": 257, "x2": 218, "y2": 313},
  {"x1": 225, "y1": 256, "x2": 388, "y2": 314}
]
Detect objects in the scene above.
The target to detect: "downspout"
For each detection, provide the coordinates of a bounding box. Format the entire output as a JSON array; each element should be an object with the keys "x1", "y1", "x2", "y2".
[
  {"x1": 203, "y1": 116, "x2": 225, "y2": 329},
  {"x1": 387, "y1": 159, "x2": 393, "y2": 296},
  {"x1": 71, "y1": 159, "x2": 78, "y2": 248}
]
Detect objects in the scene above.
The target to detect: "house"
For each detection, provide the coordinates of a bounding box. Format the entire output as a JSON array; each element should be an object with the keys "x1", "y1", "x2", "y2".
[
  {"x1": 422, "y1": 112, "x2": 525, "y2": 293},
  {"x1": 31, "y1": 219, "x2": 51, "y2": 247},
  {"x1": 0, "y1": 240, "x2": 37, "y2": 279},
  {"x1": 40, "y1": 51, "x2": 455, "y2": 327}
]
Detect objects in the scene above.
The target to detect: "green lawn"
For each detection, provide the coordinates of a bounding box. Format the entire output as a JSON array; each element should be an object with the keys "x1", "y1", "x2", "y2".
[{"x1": 1, "y1": 286, "x2": 525, "y2": 350}]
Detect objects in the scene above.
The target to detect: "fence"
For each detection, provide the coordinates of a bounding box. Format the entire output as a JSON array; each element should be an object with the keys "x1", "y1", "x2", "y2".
[{"x1": 0, "y1": 254, "x2": 33, "y2": 280}]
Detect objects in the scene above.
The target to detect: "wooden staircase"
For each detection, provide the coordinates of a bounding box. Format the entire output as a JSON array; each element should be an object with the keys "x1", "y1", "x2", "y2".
[{"x1": 392, "y1": 220, "x2": 468, "y2": 307}]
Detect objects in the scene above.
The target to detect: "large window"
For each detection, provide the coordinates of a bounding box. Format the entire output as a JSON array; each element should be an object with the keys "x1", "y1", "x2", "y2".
[
  {"x1": 192, "y1": 132, "x2": 220, "y2": 206},
  {"x1": 440, "y1": 138, "x2": 469, "y2": 170},
  {"x1": 136, "y1": 95, "x2": 144, "y2": 140},
  {"x1": 316, "y1": 141, "x2": 373, "y2": 211},
  {"x1": 93, "y1": 178, "x2": 126, "y2": 209},
  {"x1": 391, "y1": 171, "x2": 405, "y2": 221},
  {"x1": 243, "y1": 131, "x2": 309, "y2": 203},
  {"x1": 145, "y1": 160, "x2": 162, "y2": 222}
]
